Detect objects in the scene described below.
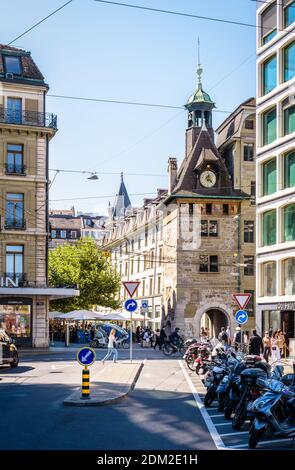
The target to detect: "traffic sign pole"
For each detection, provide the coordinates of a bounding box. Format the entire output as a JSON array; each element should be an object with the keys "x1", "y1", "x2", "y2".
[
  {"x1": 82, "y1": 366, "x2": 90, "y2": 399},
  {"x1": 130, "y1": 311, "x2": 133, "y2": 364}
]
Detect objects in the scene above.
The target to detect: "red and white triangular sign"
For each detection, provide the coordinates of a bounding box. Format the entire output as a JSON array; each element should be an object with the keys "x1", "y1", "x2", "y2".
[
  {"x1": 123, "y1": 281, "x2": 140, "y2": 298},
  {"x1": 233, "y1": 293, "x2": 252, "y2": 310}
]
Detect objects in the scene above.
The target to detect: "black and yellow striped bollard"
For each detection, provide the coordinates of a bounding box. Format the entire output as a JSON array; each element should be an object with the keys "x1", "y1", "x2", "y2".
[{"x1": 82, "y1": 366, "x2": 90, "y2": 399}]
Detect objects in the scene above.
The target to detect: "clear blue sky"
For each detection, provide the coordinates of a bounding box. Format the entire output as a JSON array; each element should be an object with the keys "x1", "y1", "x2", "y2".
[{"x1": 2, "y1": 0, "x2": 256, "y2": 214}]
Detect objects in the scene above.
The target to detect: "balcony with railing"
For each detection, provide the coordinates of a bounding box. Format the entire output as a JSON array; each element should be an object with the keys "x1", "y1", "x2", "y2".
[{"x1": 0, "y1": 109, "x2": 57, "y2": 130}]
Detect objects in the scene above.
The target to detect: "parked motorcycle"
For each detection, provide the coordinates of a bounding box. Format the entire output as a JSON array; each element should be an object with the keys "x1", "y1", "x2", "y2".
[{"x1": 248, "y1": 375, "x2": 295, "y2": 449}]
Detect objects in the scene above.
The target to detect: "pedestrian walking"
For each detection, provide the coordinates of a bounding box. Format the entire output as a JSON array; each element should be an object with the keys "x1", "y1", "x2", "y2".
[
  {"x1": 249, "y1": 329, "x2": 263, "y2": 356},
  {"x1": 102, "y1": 328, "x2": 118, "y2": 364},
  {"x1": 271, "y1": 331, "x2": 281, "y2": 364},
  {"x1": 277, "y1": 330, "x2": 285, "y2": 357},
  {"x1": 153, "y1": 329, "x2": 161, "y2": 350},
  {"x1": 159, "y1": 326, "x2": 167, "y2": 350},
  {"x1": 218, "y1": 327, "x2": 228, "y2": 347},
  {"x1": 262, "y1": 331, "x2": 272, "y2": 363}
]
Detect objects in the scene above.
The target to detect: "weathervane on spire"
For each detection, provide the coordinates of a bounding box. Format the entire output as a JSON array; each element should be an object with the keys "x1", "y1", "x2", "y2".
[{"x1": 197, "y1": 37, "x2": 203, "y2": 89}]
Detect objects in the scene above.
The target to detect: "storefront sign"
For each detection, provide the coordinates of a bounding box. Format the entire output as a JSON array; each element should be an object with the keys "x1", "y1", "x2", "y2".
[
  {"x1": 0, "y1": 277, "x2": 19, "y2": 288},
  {"x1": 277, "y1": 302, "x2": 295, "y2": 311}
]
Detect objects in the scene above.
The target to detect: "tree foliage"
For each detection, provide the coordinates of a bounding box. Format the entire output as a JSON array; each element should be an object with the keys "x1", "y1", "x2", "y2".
[{"x1": 48, "y1": 238, "x2": 121, "y2": 312}]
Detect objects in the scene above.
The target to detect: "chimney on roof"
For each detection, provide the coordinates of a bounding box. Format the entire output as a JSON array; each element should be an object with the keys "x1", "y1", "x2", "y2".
[{"x1": 168, "y1": 157, "x2": 178, "y2": 194}]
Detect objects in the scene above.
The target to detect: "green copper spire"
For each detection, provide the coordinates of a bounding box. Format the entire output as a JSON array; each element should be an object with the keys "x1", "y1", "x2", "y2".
[{"x1": 185, "y1": 39, "x2": 215, "y2": 110}]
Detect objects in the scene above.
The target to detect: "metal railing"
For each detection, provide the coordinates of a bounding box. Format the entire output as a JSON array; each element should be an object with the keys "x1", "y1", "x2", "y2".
[
  {"x1": 5, "y1": 163, "x2": 26, "y2": 175},
  {"x1": 0, "y1": 109, "x2": 57, "y2": 130}
]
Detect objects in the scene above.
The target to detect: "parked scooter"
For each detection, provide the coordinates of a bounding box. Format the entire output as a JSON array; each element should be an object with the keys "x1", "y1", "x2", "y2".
[{"x1": 248, "y1": 373, "x2": 295, "y2": 449}]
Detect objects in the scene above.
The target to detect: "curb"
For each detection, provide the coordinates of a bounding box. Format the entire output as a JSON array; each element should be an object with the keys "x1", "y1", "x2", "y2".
[{"x1": 63, "y1": 361, "x2": 144, "y2": 407}]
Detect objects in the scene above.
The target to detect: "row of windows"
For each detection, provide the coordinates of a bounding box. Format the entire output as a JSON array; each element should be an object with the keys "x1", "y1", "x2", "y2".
[
  {"x1": 51, "y1": 230, "x2": 78, "y2": 239},
  {"x1": 260, "y1": 203, "x2": 295, "y2": 246},
  {"x1": 201, "y1": 219, "x2": 255, "y2": 242},
  {"x1": 261, "y1": 150, "x2": 295, "y2": 196},
  {"x1": 260, "y1": 257, "x2": 295, "y2": 296},
  {"x1": 260, "y1": 1, "x2": 295, "y2": 46},
  {"x1": 261, "y1": 101, "x2": 295, "y2": 146},
  {"x1": 262, "y1": 40, "x2": 295, "y2": 96},
  {"x1": 200, "y1": 255, "x2": 254, "y2": 275}
]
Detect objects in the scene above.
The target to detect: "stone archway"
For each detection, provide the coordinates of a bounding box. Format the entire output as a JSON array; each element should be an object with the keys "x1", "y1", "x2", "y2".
[{"x1": 192, "y1": 303, "x2": 233, "y2": 339}]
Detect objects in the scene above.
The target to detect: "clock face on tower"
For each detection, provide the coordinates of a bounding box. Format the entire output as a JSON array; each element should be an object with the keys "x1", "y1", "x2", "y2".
[{"x1": 200, "y1": 170, "x2": 216, "y2": 188}]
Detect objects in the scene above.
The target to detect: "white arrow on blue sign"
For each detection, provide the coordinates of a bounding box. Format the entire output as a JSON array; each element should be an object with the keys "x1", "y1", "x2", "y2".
[
  {"x1": 124, "y1": 298, "x2": 138, "y2": 312},
  {"x1": 77, "y1": 347, "x2": 96, "y2": 366},
  {"x1": 235, "y1": 310, "x2": 248, "y2": 325}
]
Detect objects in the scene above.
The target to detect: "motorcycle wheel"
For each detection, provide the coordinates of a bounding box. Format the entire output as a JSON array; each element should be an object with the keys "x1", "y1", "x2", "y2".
[
  {"x1": 186, "y1": 356, "x2": 196, "y2": 371},
  {"x1": 232, "y1": 405, "x2": 246, "y2": 430},
  {"x1": 224, "y1": 399, "x2": 237, "y2": 420},
  {"x1": 162, "y1": 344, "x2": 173, "y2": 356},
  {"x1": 195, "y1": 363, "x2": 202, "y2": 375},
  {"x1": 218, "y1": 394, "x2": 227, "y2": 412},
  {"x1": 204, "y1": 387, "x2": 216, "y2": 407},
  {"x1": 249, "y1": 428, "x2": 264, "y2": 449}
]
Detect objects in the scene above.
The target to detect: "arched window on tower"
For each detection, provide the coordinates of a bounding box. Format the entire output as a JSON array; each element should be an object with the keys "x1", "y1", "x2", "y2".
[
  {"x1": 204, "y1": 111, "x2": 212, "y2": 128},
  {"x1": 194, "y1": 110, "x2": 202, "y2": 127}
]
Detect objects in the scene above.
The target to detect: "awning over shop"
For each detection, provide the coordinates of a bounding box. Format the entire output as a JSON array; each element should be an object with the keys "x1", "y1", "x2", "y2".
[{"x1": 0, "y1": 287, "x2": 79, "y2": 300}]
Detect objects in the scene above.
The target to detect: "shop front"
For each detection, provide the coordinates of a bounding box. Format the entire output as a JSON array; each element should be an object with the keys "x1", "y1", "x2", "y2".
[
  {"x1": 0, "y1": 297, "x2": 32, "y2": 346},
  {"x1": 0, "y1": 286, "x2": 79, "y2": 348},
  {"x1": 257, "y1": 301, "x2": 295, "y2": 357}
]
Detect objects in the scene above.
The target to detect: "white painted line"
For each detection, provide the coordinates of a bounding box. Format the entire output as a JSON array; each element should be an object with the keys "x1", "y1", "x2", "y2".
[
  {"x1": 179, "y1": 360, "x2": 227, "y2": 450},
  {"x1": 220, "y1": 431, "x2": 249, "y2": 437},
  {"x1": 215, "y1": 422, "x2": 233, "y2": 426},
  {"x1": 228, "y1": 438, "x2": 294, "y2": 449},
  {"x1": 209, "y1": 414, "x2": 224, "y2": 418}
]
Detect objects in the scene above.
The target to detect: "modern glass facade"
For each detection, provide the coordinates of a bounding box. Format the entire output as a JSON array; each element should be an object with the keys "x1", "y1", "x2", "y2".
[
  {"x1": 263, "y1": 55, "x2": 277, "y2": 94},
  {"x1": 262, "y1": 210, "x2": 276, "y2": 246},
  {"x1": 263, "y1": 107, "x2": 277, "y2": 145},
  {"x1": 284, "y1": 41, "x2": 295, "y2": 82},
  {"x1": 263, "y1": 158, "x2": 277, "y2": 195}
]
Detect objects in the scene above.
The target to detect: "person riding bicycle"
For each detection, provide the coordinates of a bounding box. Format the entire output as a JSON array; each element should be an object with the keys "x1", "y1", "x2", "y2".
[{"x1": 169, "y1": 328, "x2": 182, "y2": 351}]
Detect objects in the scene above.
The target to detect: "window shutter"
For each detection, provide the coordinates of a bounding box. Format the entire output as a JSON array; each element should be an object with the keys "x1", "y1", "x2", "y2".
[
  {"x1": 25, "y1": 99, "x2": 39, "y2": 125},
  {"x1": 261, "y1": 3, "x2": 276, "y2": 39},
  {"x1": 0, "y1": 95, "x2": 4, "y2": 115}
]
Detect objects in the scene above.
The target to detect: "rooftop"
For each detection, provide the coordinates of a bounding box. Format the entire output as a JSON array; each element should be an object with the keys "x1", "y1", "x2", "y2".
[{"x1": 0, "y1": 44, "x2": 46, "y2": 86}]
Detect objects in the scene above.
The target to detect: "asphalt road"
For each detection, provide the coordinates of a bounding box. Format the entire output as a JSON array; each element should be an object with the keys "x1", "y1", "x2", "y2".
[{"x1": 0, "y1": 348, "x2": 216, "y2": 450}]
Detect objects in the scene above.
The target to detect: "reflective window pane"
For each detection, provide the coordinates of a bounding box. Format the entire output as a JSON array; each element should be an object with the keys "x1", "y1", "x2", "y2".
[
  {"x1": 284, "y1": 204, "x2": 295, "y2": 241},
  {"x1": 263, "y1": 107, "x2": 277, "y2": 145},
  {"x1": 262, "y1": 210, "x2": 276, "y2": 246},
  {"x1": 284, "y1": 258, "x2": 295, "y2": 294},
  {"x1": 263, "y1": 55, "x2": 277, "y2": 94},
  {"x1": 263, "y1": 158, "x2": 277, "y2": 195},
  {"x1": 262, "y1": 262, "x2": 276, "y2": 296},
  {"x1": 284, "y1": 105, "x2": 295, "y2": 135}
]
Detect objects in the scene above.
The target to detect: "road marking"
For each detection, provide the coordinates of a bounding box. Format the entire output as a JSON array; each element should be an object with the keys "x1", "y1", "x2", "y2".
[
  {"x1": 215, "y1": 422, "x2": 233, "y2": 426},
  {"x1": 179, "y1": 360, "x2": 227, "y2": 450},
  {"x1": 220, "y1": 431, "x2": 249, "y2": 437},
  {"x1": 228, "y1": 438, "x2": 294, "y2": 449}
]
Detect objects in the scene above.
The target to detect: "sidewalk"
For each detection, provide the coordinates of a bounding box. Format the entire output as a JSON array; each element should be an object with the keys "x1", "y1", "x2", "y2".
[
  {"x1": 63, "y1": 360, "x2": 144, "y2": 406},
  {"x1": 18, "y1": 342, "x2": 146, "y2": 356}
]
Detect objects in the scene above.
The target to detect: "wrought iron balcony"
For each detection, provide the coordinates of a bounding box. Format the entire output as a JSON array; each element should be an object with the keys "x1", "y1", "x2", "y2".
[
  {"x1": 4, "y1": 219, "x2": 26, "y2": 230},
  {"x1": 0, "y1": 109, "x2": 57, "y2": 130},
  {"x1": 5, "y1": 163, "x2": 26, "y2": 176},
  {"x1": 2, "y1": 273, "x2": 27, "y2": 287}
]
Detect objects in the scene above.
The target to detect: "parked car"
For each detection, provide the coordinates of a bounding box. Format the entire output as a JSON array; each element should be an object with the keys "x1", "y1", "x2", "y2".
[{"x1": 0, "y1": 329, "x2": 19, "y2": 367}]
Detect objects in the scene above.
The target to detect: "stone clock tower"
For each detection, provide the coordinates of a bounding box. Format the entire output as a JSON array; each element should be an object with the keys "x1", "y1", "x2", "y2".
[{"x1": 161, "y1": 63, "x2": 252, "y2": 338}]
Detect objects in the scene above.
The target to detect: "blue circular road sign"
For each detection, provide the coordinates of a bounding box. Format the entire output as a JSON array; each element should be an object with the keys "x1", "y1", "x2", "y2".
[
  {"x1": 124, "y1": 299, "x2": 138, "y2": 312},
  {"x1": 235, "y1": 310, "x2": 248, "y2": 325},
  {"x1": 77, "y1": 347, "x2": 96, "y2": 366},
  {"x1": 141, "y1": 300, "x2": 148, "y2": 309}
]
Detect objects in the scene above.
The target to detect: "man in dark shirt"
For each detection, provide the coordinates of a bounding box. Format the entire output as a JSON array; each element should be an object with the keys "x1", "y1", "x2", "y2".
[{"x1": 249, "y1": 329, "x2": 263, "y2": 356}]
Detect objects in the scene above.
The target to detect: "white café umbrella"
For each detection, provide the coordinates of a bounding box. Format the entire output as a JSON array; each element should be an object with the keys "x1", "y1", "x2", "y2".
[
  {"x1": 97, "y1": 312, "x2": 125, "y2": 321},
  {"x1": 120, "y1": 311, "x2": 145, "y2": 321},
  {"x1": 64, "y1": 310, "x2": 103, "y2": 321},
  {"x1": 48, "y1": 311, "x2": 64, "y2": 319}
]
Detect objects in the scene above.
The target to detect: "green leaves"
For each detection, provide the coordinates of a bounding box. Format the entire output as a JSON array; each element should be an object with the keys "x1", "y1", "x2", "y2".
[{"x1": 48, "y1": 238, "x2": 121, "y2": 312}]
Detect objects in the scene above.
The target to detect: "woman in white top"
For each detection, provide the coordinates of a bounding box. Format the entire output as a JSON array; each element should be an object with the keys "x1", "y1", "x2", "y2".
[
  {"x1": 102, "y1": 328, "x2": 118, "y2": 364},
  {"x1": 271, "y1": 330, "x2": 281, "y2": 364}
]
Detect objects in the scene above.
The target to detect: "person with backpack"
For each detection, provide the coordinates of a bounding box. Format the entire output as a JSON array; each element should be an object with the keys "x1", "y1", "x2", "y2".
[
  {"x1": 218, "y1": 327, "x2": 228, "y2": 346},
  {"x1": 249, "y1": 329, "x2": 263, "y2": 356}
]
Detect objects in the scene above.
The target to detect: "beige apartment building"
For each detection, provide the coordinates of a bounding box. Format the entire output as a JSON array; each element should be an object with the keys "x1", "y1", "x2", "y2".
[
  {"x1": 0, "y1": 44, "x2": 78, "y2": 347},
  {"x1": 104, "y1": 66, "x2": 256, "y2": 338}
]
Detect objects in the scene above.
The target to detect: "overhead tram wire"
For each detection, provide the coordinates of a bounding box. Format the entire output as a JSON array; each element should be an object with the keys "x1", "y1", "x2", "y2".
[
  {"x1": 93, "y1": 0, "x2": 259, "y2": 30},
  {"x1": 8, "y1": 0, "x2": 74, "y2": 45}
]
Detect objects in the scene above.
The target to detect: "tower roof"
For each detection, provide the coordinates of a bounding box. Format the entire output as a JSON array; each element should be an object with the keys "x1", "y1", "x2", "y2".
[
  {"x1": 112, "y1": 173, "x2": 131, "y2": 219},
  {"x1": 185, "y1": 60, "x2": 215, "y2": 109}
]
